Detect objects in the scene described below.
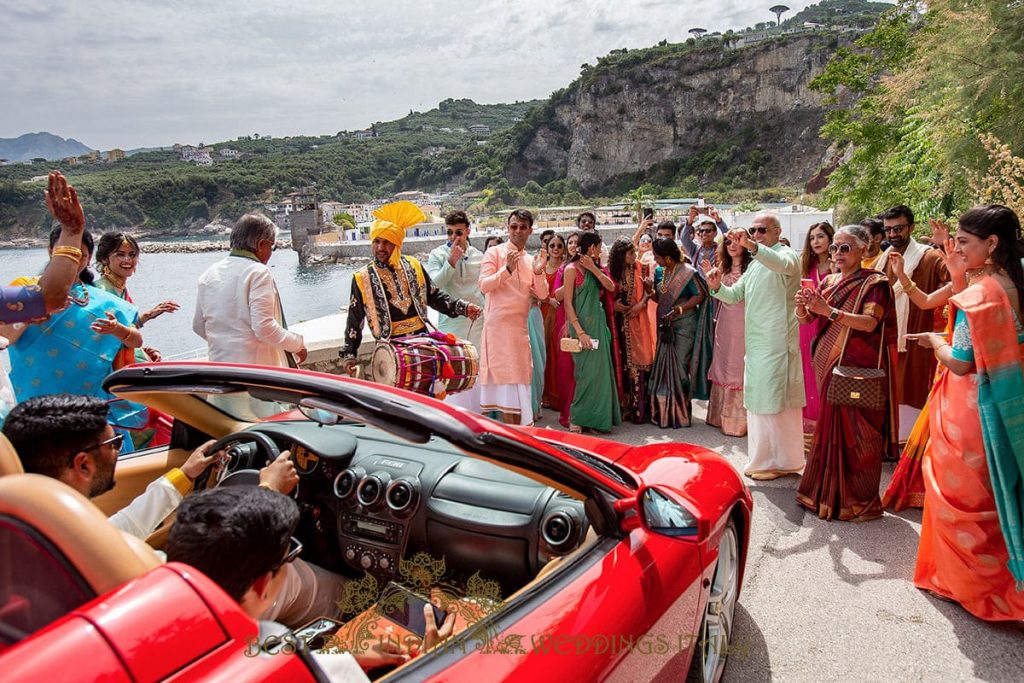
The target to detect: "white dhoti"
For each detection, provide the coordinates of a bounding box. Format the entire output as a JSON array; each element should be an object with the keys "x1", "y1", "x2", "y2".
[
  {"x1": 445, "y1": 383, "x2": 482, "y2": 413},
  {"x1": 480, "y1": 383, "x2": 534, "y2": 425},
  {"x1": 744, "y1": 408, "x2": 805, "y2": 477}
]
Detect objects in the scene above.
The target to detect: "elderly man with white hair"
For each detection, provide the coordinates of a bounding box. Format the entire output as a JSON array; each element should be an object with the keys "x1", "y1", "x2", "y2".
[
  {"x1": 194, "y1": 213, "x2": 306, "y2": 367},
  {"x1": 703, "y1": 212, "x2": 806, "y2": 480}
]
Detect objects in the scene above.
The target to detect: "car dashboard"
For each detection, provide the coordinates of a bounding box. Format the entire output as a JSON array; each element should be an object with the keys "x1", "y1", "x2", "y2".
[{"x1": 244, "y1": 421, "x2": 590, "y2": 596}]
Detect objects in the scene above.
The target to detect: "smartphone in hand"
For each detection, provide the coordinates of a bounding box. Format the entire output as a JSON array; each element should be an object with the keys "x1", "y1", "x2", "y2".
[{"x1": 378, "y1": 582, "x2": 448, "y2": 639}]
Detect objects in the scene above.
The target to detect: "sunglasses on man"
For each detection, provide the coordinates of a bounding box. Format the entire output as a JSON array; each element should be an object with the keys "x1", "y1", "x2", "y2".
[
  {"x1": 270, "y1": 536, "x2": 303, "y2": 573},
  {"x1": 747, "y1": 226, "x2": 769, "y2": 235},
  {"x1": 696, "y1": 228, "x2": 717, "y2": 235},
  {"x1": 883, "y1": 224, "x2": 909, "y2": 234},
  {"x1": 446, "y1": 229, "x2": 465, "y2": 237},
  {"x1": 84, "y1": 432, "x2": 125, "y2": 453}
]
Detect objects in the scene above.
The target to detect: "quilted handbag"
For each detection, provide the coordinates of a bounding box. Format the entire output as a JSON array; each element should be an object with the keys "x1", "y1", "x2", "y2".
[{"x1": 826, "y1": 322, "x2": 887, "y2": 411}]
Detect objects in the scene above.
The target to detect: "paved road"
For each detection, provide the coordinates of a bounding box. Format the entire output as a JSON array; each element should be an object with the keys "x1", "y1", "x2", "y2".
[{"x1": 534, "y1": 404, "x2": 1024, "y2": 683}]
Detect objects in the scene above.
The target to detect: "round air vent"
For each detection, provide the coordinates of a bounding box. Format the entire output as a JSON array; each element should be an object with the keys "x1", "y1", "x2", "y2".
[
  {"x1": 333, "y1": 468, "x2": 362, "y2": 500},
  {"x1": 357, "y1": 473, "x2": 390, "y2": 508},
  {"x1": 385, "y1": 479, "x2": 418, "y2": 514},
  {"x1": 542, "y1": 510, "x2": 576, "y2": 550}
]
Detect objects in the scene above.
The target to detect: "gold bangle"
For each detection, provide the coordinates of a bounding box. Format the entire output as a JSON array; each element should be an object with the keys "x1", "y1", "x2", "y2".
[
  {"x1": 51, "y1": 252, "x2": 81, "y2": 264},
  {"x1": 258, "y1": 482, "x2": 275, "y2": 491},
  {"x1": 52, "y1": 246, "x2": 82, "y2": 258},
  {"x1": 903, "y1": 282, "x2": 919, "y2": 295}
]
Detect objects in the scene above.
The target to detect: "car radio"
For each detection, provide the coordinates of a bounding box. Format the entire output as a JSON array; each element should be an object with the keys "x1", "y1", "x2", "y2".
[{"x1": 340, "y1": 512, "x2": 403, "y2": 545}]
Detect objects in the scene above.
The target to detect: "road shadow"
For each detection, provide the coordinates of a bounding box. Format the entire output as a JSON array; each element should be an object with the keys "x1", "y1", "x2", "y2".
[
  {"x1": 926, "y1": 591, "x2": 1024, "y2": 681},
  {"x1": 723, "y1": 603, "x2": 771, "y2": 682},
  {"x1": 753, "y1": 483, "x2": 922, "y2": 585}
]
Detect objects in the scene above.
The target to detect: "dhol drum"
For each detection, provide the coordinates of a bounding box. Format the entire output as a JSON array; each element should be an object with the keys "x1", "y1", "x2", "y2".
[{"x1": 370, "y1": 332, "x2": 478, "y2": 398}]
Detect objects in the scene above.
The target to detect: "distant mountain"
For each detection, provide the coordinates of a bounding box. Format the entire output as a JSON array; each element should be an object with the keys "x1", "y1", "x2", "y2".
[{"x1": 0, "y1": 132, "x2": 93, "y2": 162}]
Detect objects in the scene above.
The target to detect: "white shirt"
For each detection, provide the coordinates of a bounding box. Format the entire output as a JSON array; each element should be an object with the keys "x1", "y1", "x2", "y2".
[
  {"x1": 107, "y1": 471, "x2": 188, "y2": 539},
  {"x1": 193, "y1": 254, "x2": 304, "y2": 367}
]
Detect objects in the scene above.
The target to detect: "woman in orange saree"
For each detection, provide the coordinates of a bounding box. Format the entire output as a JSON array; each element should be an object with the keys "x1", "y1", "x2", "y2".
[
  {"x1": 907, "y1": 205, "x2": 1024, "y2": 621},
  {"x1": 794, "y1": 225, "x2": 899, "y2": 521}
]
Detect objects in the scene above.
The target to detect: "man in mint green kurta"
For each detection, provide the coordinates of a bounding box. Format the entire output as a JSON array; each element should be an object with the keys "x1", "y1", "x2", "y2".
[
  {"x1": 425, "y1": 211, "x2": 486, "y2": 411},
  {"x1": 706, "y1": 214, "x2": 806, "y2": 480}
]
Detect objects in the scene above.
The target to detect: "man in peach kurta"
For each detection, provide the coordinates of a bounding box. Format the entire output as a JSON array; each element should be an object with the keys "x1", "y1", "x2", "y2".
[{"x1": 478, "y1": 209, "x2": 549, "y2": 425}]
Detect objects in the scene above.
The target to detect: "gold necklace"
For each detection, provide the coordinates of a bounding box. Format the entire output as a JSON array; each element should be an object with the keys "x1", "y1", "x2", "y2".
[
  {"x1": 103, "y1": 271, "x2": 127, "y2": 291},
  {"x1": 967, "y1": 267, "x2": 1001, "y2": 285}
]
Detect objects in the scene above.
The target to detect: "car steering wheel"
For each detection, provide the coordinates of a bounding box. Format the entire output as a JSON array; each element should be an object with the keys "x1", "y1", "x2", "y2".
[{"x1": 193, "y1": 431, "x2": 281, "y2": 492}]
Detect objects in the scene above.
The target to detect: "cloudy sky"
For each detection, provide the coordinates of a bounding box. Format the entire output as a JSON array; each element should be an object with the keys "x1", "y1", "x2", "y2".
[{"x1": 0, "y1": 0, "x2": 813, "y2": 150}]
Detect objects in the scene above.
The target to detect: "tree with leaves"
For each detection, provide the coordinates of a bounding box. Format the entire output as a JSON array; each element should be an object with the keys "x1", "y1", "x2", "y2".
[
  {"x1": 770, "y1": 5, "x2": 790, "y2": 27},
  {"x1": 689, "y1": 27, "x2": 708, "y2": 40}
]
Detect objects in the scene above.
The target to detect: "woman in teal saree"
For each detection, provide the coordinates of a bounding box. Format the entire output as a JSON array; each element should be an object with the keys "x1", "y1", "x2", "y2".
[{"x1": 648, "y1": 238, "x2": 713, "y2": 428}]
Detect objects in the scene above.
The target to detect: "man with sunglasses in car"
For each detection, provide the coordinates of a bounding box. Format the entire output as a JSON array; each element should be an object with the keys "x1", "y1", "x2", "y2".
[
  {"x1": 425, "y1": 211, "x2": 486, "y2": 411},
  {"x1": 871, "y1": 205, "x2": 949, "y2": 437},
  {"x1": 3, "y1": 393, "x2": 347, "y2": 627},
  {"x1": 703, "y1": 213, "x2": 806, "y2": 481}
]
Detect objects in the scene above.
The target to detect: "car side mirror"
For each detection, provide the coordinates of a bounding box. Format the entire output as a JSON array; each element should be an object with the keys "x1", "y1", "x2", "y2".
[{"x1": 619, "y1": 486, "x2": 706, "y2": 540}]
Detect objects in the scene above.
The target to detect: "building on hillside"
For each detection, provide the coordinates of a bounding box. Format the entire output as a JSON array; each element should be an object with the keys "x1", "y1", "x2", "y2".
[
  {"x1": 352, "y1": 129, "x2": 377, "y2": 139},
  {"x1": 106, "y1": 149, "x2": 125, "y2": 162},
  {"x1": 468, "y1": 124, "x2": 490, "y2": 136},
  {"x1": 172, "y1": 143, "x2": 183, "y2": 152},
  {"x1": 62, "y1": 156, "x2": 79, "y2": 166},
  {"x1": 392, "y1": 190, "x2": 430, "y2": 205},
  {"x1": 80, "y1": 151, "x2": 100, "y2": 163},
  {"x1": 320, "y1": 201, "x2": 347, "y2": 225},
  {"x1": 218, "y1": 148, "x2": 242, "y2": 159},
  {"x1": 422, "y1": 146, "x2": 448, "y2": 157}
]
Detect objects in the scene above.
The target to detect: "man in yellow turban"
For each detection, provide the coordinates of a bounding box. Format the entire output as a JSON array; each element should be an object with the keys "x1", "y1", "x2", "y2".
[{"x1": 341, "y1": 201, "x2": 481, "y2": 375}]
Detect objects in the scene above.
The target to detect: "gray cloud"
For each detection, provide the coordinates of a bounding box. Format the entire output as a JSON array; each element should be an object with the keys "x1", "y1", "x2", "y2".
[{"x1": 0, "y1": 0, "x2": 814, "y2": 149}]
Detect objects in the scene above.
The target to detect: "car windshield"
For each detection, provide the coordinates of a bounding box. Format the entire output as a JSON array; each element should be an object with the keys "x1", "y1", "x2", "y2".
[{"x1": 204, "y1": 391, "x2": 296, "y2": 422}]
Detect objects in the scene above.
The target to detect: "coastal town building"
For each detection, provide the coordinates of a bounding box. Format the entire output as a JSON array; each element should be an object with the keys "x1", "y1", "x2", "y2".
[
  {"x1": 106, "y1": 149, "x2": 125, "y2": 162},
  {"x1": 468, "y1": 124, "x2": 490, "y2": 136},
  {"x1": 218, "y1": 148, "x2": 242, "y2": 159}
]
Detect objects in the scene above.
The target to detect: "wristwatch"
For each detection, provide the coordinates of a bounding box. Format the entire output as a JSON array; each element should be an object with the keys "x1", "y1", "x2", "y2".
[{"x1": 828, "y1": 308, "x2": 841, "y2": 322}]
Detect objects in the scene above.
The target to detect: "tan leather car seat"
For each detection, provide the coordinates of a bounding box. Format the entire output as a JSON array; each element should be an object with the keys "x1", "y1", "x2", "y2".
[
  {"x1": 0, "y1": 474, "x2": 160, "y2": 595},
  {"x1": 0, "y1": 434, "x2": 24, "y2": 477}
]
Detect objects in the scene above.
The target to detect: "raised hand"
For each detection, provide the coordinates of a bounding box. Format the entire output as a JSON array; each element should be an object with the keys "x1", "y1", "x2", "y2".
[
  {"x1": 506, "y1": 248, "x2": 520, "y2": 273},
  {"x1": 45, "y1": 171, "x2": 85, "y2": 234},
  {"x1": 704, "y1": 263, "x2": 723, "y2": 291},
  {"x1": 579, "y1": 254, "x2": 596, "y2": 272},
  {"x1": 889, "y1": 251, "x2": 907, "y2": 281},
  {"x1": 533, "y1": 248, "x2": 549, "y2": 273},
  {"x1": 448, "y1": 243, "x2": 465, "y2": 267},
  {"x1": 927, "y1": 218, "x2": 952, "y2": 246},
  {"x1": 941, "y1": 237, "x2": 966, "y2": 282},
  {"x1": 90, "y1": 310, "x2": 126, "y2": 338},
  {"x1": 727, "y1": 228, "x2": 753, "y2": 251}
]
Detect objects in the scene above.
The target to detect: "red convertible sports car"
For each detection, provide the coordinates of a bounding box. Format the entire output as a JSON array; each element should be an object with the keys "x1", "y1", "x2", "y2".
[{"x1": 0, "y1": 362, "x2": 752, "y2": 682}]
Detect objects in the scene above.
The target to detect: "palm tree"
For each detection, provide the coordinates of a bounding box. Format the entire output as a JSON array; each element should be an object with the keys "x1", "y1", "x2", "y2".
[
  {"x1": 769, "y1": 5, "x2": 790, "y2": 27},
  {"x1": 624, "y1": 186, "x2": 655, "y2": 223}
]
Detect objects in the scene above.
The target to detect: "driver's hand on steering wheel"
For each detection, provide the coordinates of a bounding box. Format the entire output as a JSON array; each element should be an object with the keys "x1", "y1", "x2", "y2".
[
  {"x1": 181, "y1": 440, "x2": 228, "y2": 481},
  {"x1": 259, "y1": 450, "x2": 299, "y2": 494}
]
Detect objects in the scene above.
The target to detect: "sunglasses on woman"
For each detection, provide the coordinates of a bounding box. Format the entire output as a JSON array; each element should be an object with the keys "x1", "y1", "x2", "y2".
[
  {"x1": 747, "y1": 226, "x2": 768, "y2": 235},
  {"x1": 828, "y1": 243, "x2": 854, "y2": 255},
  {"x1": 549, "y1": 243, "x2": 564, "y2": 249}
]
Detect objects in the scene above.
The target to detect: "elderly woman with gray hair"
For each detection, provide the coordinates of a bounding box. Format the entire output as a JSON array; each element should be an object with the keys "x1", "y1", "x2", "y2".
[
  {"x1": 793, "y1": 224, "x2": 899, "y2": 521},
  {"x1": 194, "y1": 213, "x2": 307, "y2": 367}
]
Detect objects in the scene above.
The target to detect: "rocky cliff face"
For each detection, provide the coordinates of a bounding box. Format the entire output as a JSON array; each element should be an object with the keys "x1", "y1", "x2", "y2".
[{"x1": 507, "y1": 35, "x2": 845, "y2": 191}]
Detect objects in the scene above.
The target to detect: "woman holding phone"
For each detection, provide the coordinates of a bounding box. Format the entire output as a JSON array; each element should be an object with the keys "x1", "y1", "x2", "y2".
[
  {"x1": 799, "y1": 222, "x2": 835, "y2": 439},
  {"x1": 562, "y1": 231, "x2": 620, "y2": 433}
]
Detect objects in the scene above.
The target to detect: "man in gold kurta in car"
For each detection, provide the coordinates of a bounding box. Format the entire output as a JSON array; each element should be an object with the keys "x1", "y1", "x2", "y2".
[{"x1": 340, "y1": 201, "x2": 482, "y2": 376}]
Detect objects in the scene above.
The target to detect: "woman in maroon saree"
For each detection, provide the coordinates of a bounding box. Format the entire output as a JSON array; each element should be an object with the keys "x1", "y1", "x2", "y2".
[{"x1": 794, "y1": 225, "x2": 899, "y2": 521}]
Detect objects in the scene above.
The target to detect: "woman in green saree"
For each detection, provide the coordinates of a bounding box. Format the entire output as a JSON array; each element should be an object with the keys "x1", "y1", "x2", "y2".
[{"x1": 562, "y1": 231, "x2": 621, "y2": 433}]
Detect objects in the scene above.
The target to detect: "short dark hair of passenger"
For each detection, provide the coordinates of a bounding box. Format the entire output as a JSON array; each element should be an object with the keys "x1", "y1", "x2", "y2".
[
  {"x1": 656, "y1": 221, "x2": 677, "y2": 237},
  {"x1": 507, "y1": 209, "x2": 534, "y2": 227},
  {"x1": 230, "y1": 213, "x2": 277, "y2": 252},
  {"x1": 167, "y1": 487, "x2": 299, "y2": 603},
  {"x1": 717, "y1": 240, "x2": 753, "y2": 273},
  {"x1": 96, "y1": 232, "x2": 141, "y2": 267},
  {"x1": 958, "y1": 204, "x2": 1024, "y2": 307},
  {"x1": 2, "y1": 394, "x2": 108, "y2": 479},
  {"x1": 540, "y1": 229, "x2": 555, "y2": 242},
  {"x1": 445, "y1": 210, "x2": 470, "y2": 228},
  {"x1": 576, "y1": 211, "x2": 596, "y2": 227},
  {"x1": 49, "y1": 226, "x2": 95, "y2": 285},
  {"x1": 652, "y1": 237, "x2": 682, "y2": 263},
  {"x1": 860, "y1": 217, "x2": 884, "y2": 239},
  {"x1": 882, "y1": 205, "x2": 915, "y2": 226},
  {"x1": 571, "y1": 231, "x2": 603, "y2": 263},
  {"x1": 608, "y1": 237, "x2": 635, "y2": 282}
]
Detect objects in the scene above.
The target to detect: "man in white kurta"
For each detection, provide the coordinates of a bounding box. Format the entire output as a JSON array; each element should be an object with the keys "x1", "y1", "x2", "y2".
[
  {"x1": 425, "y1": 211, "x2": 485, "y2": 412},
  {"x1": 194, "y1": 214, "x2": 306, "y2": 367},
  {"x1": 478, "y1": 210, "x2": 549, "y2": 425},
  {"x1": 708, "y1": 213, "x2": 806, "y2": 480}
]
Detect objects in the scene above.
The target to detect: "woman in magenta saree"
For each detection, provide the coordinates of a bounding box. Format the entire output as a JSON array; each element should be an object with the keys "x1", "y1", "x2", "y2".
[{"x1": 795, "y1": 225, "x2": 899, "y2": 521}]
